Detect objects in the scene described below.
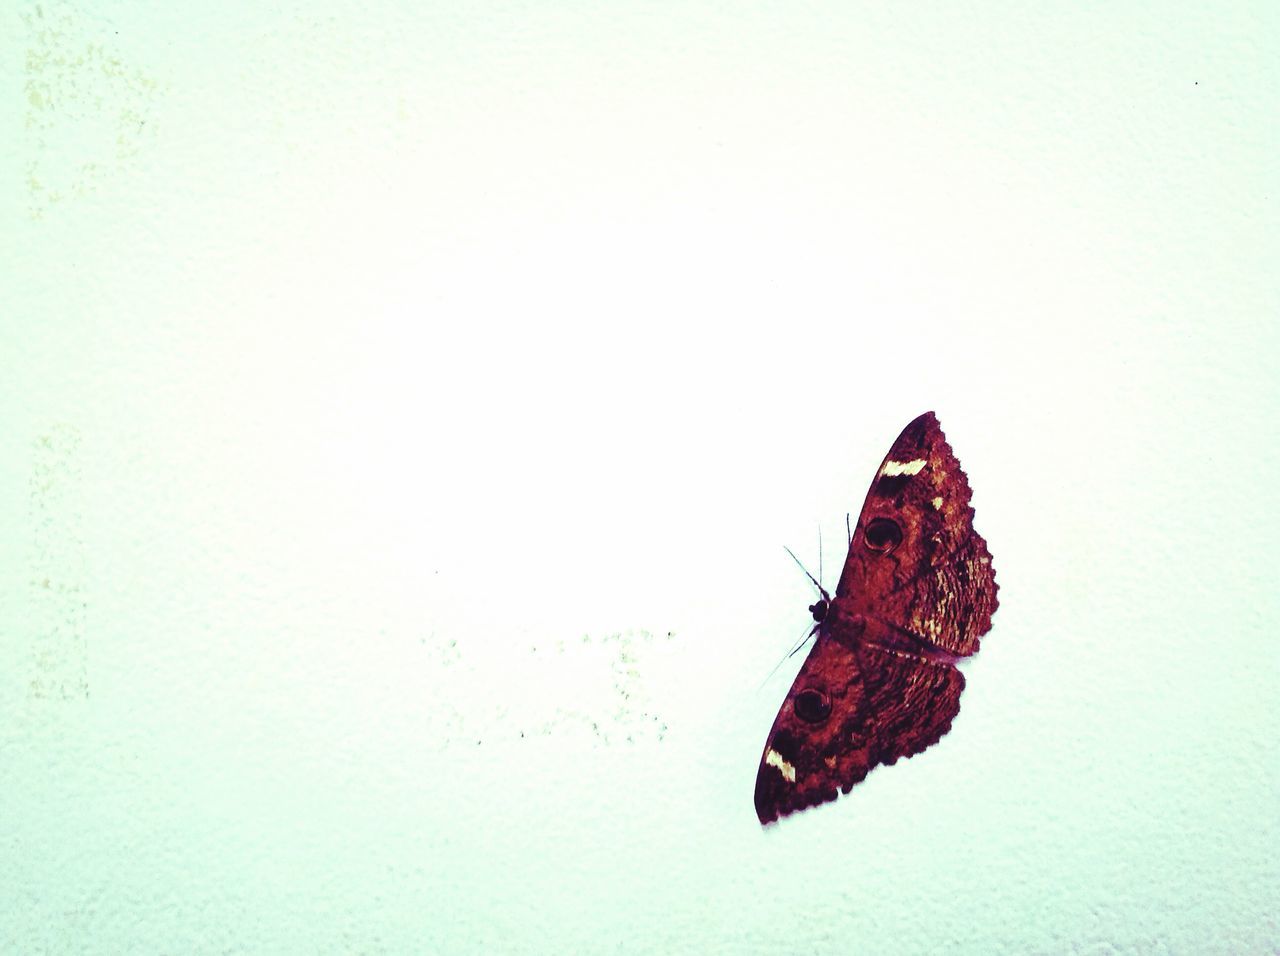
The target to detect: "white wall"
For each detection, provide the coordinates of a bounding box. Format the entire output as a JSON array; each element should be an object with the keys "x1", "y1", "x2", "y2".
[{"x1": 3, "y1": 3, "x2": 1276, "y2": 952}]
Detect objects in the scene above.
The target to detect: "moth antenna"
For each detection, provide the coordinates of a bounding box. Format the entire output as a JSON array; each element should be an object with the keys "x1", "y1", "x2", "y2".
[
  {"x1": 787, "y1": 629, "x2": 815, "y2": 659},
  {"x1": 759, "y1": 620, "x2": 819, "y2": 689},
  {"x1": 784, "y1": 546, "x2": 830, "y2": 601},
  {"x1": 818, "y1": 526, "x2": 823, "y2": 589},
  {"x1": 846, "y1": 512, "x2": 852, "y2": 548}
]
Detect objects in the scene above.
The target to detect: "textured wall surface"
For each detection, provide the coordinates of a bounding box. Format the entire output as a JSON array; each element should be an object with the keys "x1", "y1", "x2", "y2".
[{"x1": 2, "y1": 3, "x2": 1276, "y2": 953}]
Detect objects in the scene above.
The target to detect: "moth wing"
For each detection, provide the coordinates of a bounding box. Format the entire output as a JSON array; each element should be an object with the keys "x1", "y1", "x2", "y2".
[
  {"x1": 856, "y1": 642, "x2": 965, "y2": 768},
  {"x1": 834, "y1": 412, "x2": 998, "y2": 658},
  {"x1": 754, "y1": 626, "x2": 871, "y2": 825},
  {"x1": 754, "y1": 617, "x2": 965, "y2": 825}
]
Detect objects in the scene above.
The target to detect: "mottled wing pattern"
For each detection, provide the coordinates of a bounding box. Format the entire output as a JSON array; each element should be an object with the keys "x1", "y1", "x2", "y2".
[
  {"x1": 856, "y1": 642, "x2": 964, "y2": 768},
  {"x1": 753, "y1": 614, "x2": 965, "y2": 824},
  {"x1": 754, "y1": 621, "x2": 870, "y2": 824},
  {"x1": 835, "y1": 412, "x2": 998, "y2": 657}
]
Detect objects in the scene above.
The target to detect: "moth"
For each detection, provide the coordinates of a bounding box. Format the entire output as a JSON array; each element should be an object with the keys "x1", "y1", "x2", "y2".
[{"x1": 755, "y1": 412, "x2": 999, "y2": 824}]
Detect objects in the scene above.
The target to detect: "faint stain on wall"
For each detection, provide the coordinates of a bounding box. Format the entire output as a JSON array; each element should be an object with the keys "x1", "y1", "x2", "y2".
[
  {"x1": 418, "y1": 627, "x2": 674, "y2": 748},
  {"x1": 521, "y1": 629, "x2": 674, "y2": 746},
  {"x1": 22, "y1": 1, "x2": 162, "y2": 218},
  {"x1": 28, "y1": 424, "x2": 88, "y2": 700}
]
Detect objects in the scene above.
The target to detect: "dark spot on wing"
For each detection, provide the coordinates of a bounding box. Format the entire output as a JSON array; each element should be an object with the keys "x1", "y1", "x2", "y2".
[{"x1": 875, "y1": 473, "x2": 912, "y2": 497}]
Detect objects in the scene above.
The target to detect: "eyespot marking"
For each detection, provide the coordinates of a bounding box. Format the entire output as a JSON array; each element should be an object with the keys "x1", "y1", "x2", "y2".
[
  {"x1": 863, "y1": 517, "x2": 904, "y2": 552},
  {"x1": 794, "y1": 688, "x2": 832, "y2": 723},
  {"x1": 880, "y1": 458, "x2": 926, "y2": 477},
  {"x1": 765, "y1": 748, "x2": 796, "y2": 783}
]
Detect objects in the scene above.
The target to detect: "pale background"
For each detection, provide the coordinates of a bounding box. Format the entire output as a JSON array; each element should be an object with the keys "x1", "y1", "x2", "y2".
[{"x1": 2, "y1": 3, "x2": 1276, "y2": 953}]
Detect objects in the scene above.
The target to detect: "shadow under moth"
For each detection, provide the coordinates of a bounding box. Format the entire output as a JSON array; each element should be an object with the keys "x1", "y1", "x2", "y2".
[{"x1": 755, "y1": 412, "x2": 999, "y2": 824}]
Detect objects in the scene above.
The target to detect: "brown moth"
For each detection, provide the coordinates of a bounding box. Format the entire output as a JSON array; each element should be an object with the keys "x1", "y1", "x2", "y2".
[{"x1": 754, "y1": 412, "x2": 999, "y2": 824}]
